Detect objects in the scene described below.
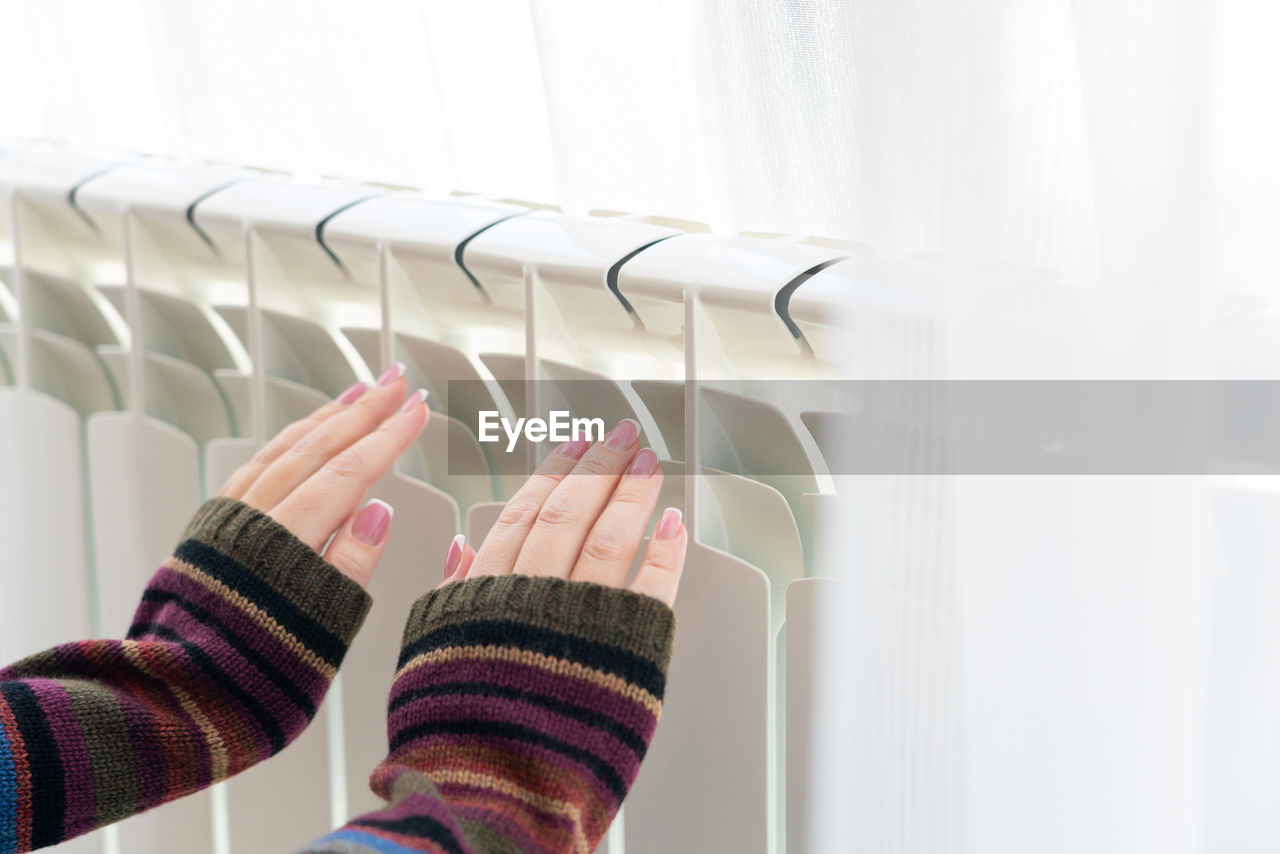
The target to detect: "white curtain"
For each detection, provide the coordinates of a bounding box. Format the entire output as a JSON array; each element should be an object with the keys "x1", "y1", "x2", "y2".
[
  {"x1": 6, "y1": 0, "x2": 1274, "y2": 289},
  {"x1": 4, "y1": 2, "x2": 1280, "y2": 852}
]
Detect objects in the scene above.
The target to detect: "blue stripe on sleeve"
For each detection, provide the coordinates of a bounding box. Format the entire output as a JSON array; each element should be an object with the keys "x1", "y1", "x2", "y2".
[
  {"x1": 308, "y1": 828, "x2": 426, "y2": 853},
  {"x1": 0, "y1": 717, "x2": 18, "y2": 853}
]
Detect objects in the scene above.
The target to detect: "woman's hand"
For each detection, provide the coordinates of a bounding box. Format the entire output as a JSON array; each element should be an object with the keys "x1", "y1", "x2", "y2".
[
  {"x1": 441, "y1": 418, "x2": 687, "y2": 606},
  {"x1": 218, "y1": 364, "x2": 429, "y2": 588}
]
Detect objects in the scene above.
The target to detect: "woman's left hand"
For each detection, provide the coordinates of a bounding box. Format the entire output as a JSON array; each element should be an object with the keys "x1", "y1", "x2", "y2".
[{"x1": 217, "y1": 364, "x2": 428, "y2": 588}]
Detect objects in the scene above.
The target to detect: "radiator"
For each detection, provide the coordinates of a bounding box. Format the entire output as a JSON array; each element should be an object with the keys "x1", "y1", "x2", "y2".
[
  {"x1": 9, "y1": 144, "x2": 1277, "y2": 854},
  {"x1": 0, "y1": 145, "x2": 856, "y2": 854}
]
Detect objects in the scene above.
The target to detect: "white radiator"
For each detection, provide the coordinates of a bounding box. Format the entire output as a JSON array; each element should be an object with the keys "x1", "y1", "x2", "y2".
[
  {"x1": 0, "y1": 145, "x2": 851, "y2": 854},
  {"x1": 7, "y1": 144, "x2": 1280, "y2": 854}
]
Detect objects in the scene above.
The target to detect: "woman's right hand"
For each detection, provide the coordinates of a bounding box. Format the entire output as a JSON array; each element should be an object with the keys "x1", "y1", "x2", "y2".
[{"x1": 440, "y1": 418, "x2": 687, "y2": 606}]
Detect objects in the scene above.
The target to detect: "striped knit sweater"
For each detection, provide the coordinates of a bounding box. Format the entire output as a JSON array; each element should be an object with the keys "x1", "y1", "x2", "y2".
[
  {"x1": 0, "y1": 498, "x2": 372, "y2": 852},
  {"x1": 0, "y1": 498, "x2": 676, "y2": 854},
  {"x1": 302, "y1": 574, "x2": 675, "y2": 854}
]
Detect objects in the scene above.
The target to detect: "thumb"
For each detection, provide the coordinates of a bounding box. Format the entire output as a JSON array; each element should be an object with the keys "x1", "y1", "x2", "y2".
[{"x1": 323, "y1": 498, "x2": 394, "y2": 588}]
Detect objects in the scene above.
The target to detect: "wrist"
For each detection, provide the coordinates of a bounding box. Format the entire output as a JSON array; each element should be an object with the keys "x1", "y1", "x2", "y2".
[{"x1": 173, "y1": 497, "x2": 372, "y2": 653}]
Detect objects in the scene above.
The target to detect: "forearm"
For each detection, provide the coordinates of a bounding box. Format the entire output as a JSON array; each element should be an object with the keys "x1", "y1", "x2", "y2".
[
  {"x1": 302, "y1": 574, "x2": 674, "y2": 854},
  {"x1": 0, "y1": 497, "x2": 370, "y2": 852}
]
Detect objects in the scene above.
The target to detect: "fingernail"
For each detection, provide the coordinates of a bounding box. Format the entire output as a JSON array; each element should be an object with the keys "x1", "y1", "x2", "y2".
[
  {"x1": 605, "y1": 418, "x2": 639, "y2": 451},
  {"x1": 558, "y1": 431, "x2": 592, "y2": 460},
  {"x1": 377, "y1": 362, "x2": 406, "y2": 387},
  {"x1": 627, "y1": 448, "x2": 659, "y2": 478},
  {"x1": 399, "y1": 388, "x2": 428, "y2": 413},
  {"x1": 352, "y1": 499, "x2": 394, "y2": 546},
  {"x1": 443, "y1": 533, "x2": 465, "y2": 579},
  {"x1": 655, "y1": 507, "x2": 683, "y2": 540},
  {"x1": 336, "y1": 381, "x2": 368, "y2": 404}
]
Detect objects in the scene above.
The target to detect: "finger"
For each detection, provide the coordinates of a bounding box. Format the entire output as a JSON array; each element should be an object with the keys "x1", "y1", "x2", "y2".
[
  {"x1": 629, "y1": 507, "x2": 687, "y2": 607},
  {"x1": 218, "y1": 380, "x2": 369, "y2": 500},
  {"x1": 511, "y1": 418, "x2": 641, "y2": 579},
  {"x1": 466, "y1": 435, "x2": 593, "y2": 578},
  {"x1": 570, "y1": 449, "x2": 663, "y2": 589},
  {"x1": 322, "y1": 499, "x2": 394, "y2": 588},
  {"x1": 270, "y1": 388, "x2": 429, "y2": 549},
  {"x1": 441, "y1": 534, "x2": 465, "y2": 585},
  {"x1": 458, "y1": 543, "x2": 477, "y2": 578},
  {"x1": 242, "y1": 366, "x2": 409, "y2": 511},
  {"x1": 439, "y1": 535, "x2": 477, "y2": 587}
]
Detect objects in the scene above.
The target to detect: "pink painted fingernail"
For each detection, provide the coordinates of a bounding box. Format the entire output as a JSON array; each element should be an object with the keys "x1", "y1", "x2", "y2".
[
  {"x1": 558, "y1": 431, "x2": 592, "y2": 460},
  {"x1": 399, "y1": 388, "x2": 428, "y2": 413},
  {"x1": 604, "y1": 418, "x2": 639, "y2": 451},
  {"x1": 443, "y1": 533, "x2": 465, "y2": 579},
  {"x1": 352, "y1": 499, "x2": 394, "y2": 546},
  {"x1": 377, "y1": 362, "x2": 406, "y2": 387},
  {"x1": 655, "y1": 507, "x2": 683, "y2": 540},
  {"x1": 627, "y1": 448, "x2": 659, "y2": 478},
  {"x1": 336, "y1": 381, "x2": 368, "y2": 404}
]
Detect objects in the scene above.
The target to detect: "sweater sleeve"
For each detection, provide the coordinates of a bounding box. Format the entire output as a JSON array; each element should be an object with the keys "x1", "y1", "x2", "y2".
[
  {"x1": 300, "y1": 573, "x2": 675, "y2": 854},
  {"x1": 0, "y1": 497, "x2": 371, "y2": 853}
]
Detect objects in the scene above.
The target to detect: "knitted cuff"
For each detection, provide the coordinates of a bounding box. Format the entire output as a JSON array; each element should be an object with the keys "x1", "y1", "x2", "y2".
[
  {"x1": 180, "y1": 497, "x2": 372, "y2": 646},
  {"x1": 398, "y1": 574, "x2": 676, "y2": 677}
]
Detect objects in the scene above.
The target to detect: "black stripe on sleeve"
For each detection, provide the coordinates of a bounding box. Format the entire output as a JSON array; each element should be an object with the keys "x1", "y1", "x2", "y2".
[
  {"x1": 388, "y1": 681, "x2": 649, "y2": 759},
  {"x1": 130, "y1": 589, "x2": 318, "y2": 720},
  {"x1": 142, "y1": 625, "x2": 288, "y2": 754},
  {"x1": 171, "y1": 539, "x2": 348, "y2": 668},
  {"x1": 389, "y1": 718, "x2": 629, "y2": 802},
  {"x1": 397, "y1": 620, "x2": 666, "y2": 700},
  {"x1": 1, "y1": 682, "x2": 65, "y2": 849}
]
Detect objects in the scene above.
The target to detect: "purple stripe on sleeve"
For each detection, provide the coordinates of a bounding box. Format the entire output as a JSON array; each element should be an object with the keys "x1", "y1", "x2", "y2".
[
  {"x1": 26, "y1": 682, "x2": 96, "y2": 840},
  {"x1": 137, "y1": 569, "x2": 332, "y2": 698},
  {"x1": 397, "y1": 732, "x2": 620, "y2": 811},
  {"x1": 390, "y1": 657, "x2": 655, "y2": 739},
  {"x1": 128, "y1": 602, "x2": 312, "y2": 740},
  {"x1": 440, "y1": 779, "x2": 577, "y2": 835},
  {"x1": 389, "y1": 694, "x2": 642, "y2": 784}
]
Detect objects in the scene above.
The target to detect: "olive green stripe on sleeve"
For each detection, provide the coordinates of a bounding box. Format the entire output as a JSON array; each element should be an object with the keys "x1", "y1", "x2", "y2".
[
  {"x1": 404, "y1": 574, "x2": 677, "y2": 671},
  {"x1": 66, "y1": 687, "x2": 139, "y2": 828}
]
